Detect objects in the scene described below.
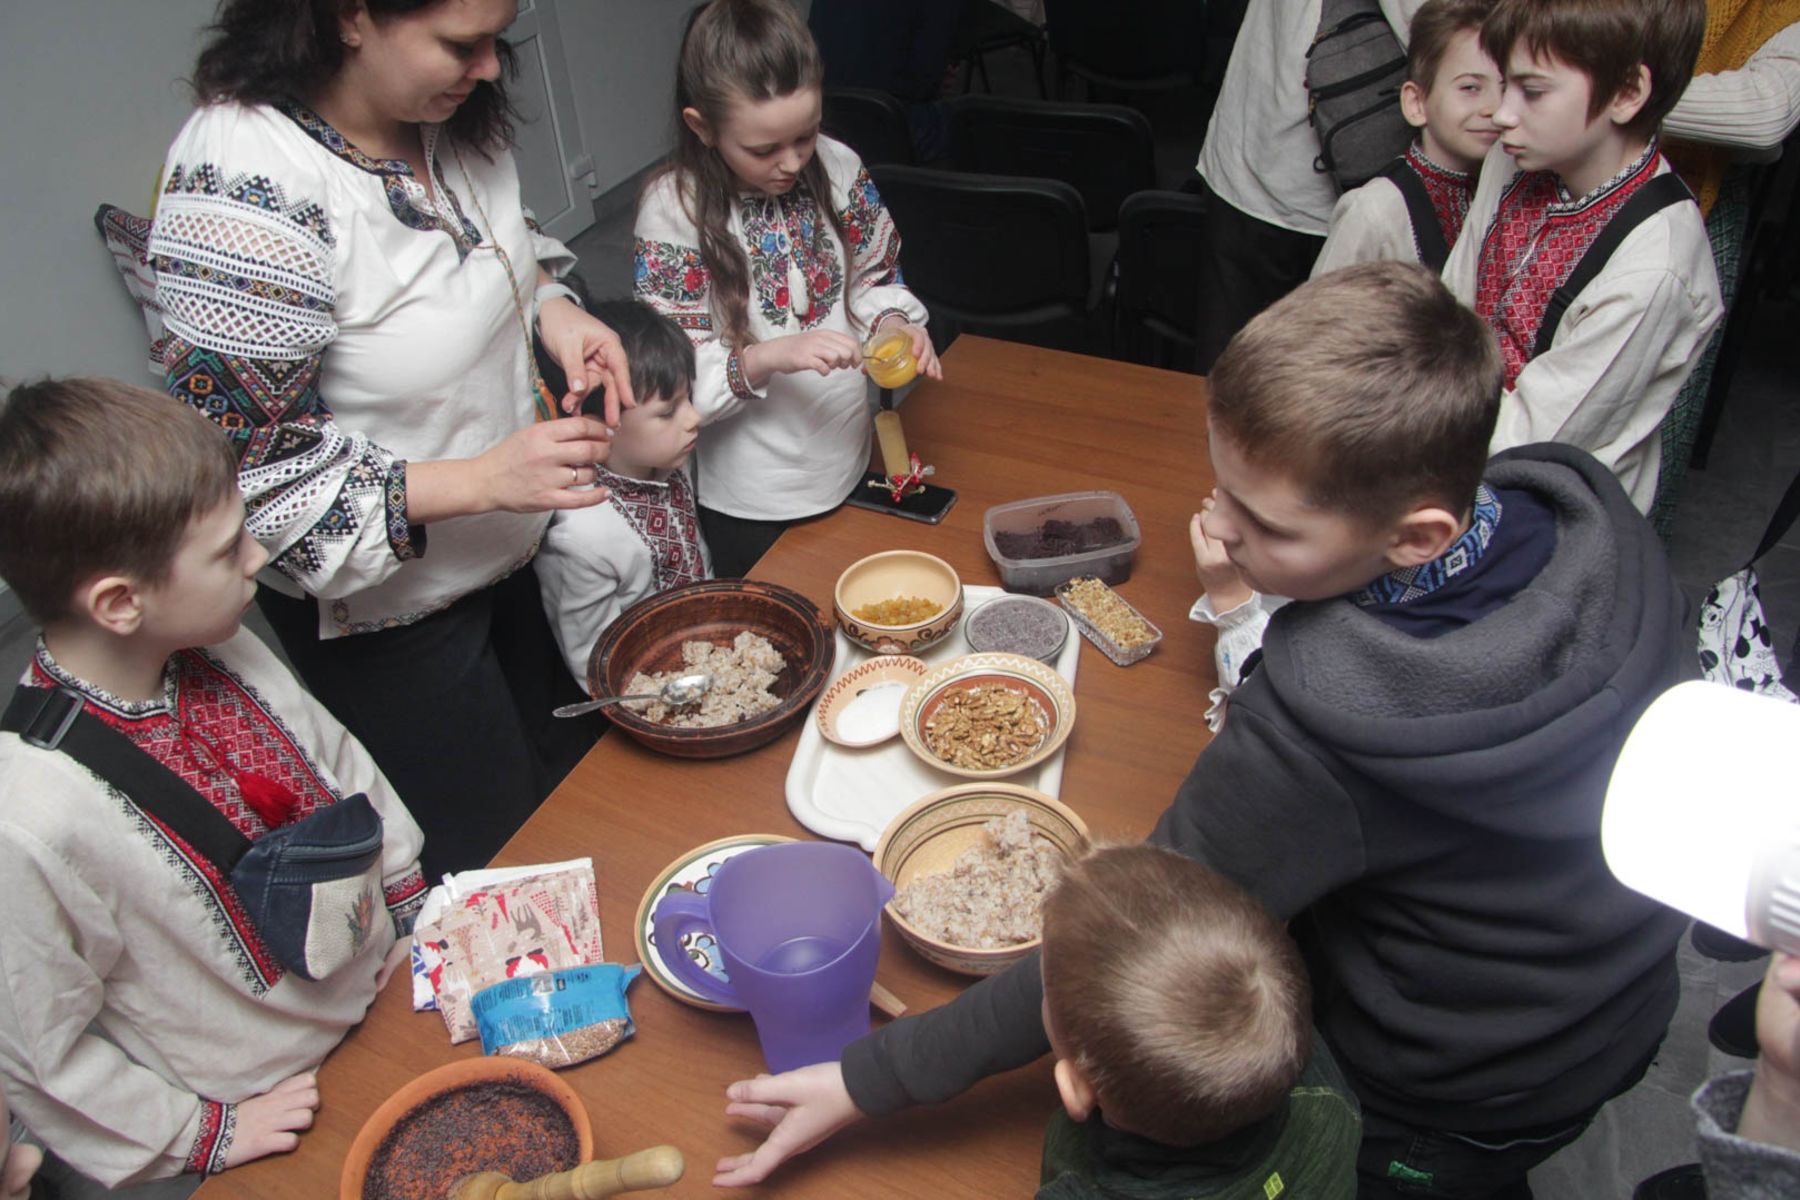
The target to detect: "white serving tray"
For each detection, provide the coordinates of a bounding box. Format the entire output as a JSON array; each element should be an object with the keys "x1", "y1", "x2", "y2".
[{"x1": 784, "y1": 584, "x2": 1081, "y2": 850}]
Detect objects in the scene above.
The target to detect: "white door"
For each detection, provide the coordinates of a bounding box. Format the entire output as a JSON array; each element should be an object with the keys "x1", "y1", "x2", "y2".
[{"x1": 509, "y1": 0, "x2": 598, "y2": 242}]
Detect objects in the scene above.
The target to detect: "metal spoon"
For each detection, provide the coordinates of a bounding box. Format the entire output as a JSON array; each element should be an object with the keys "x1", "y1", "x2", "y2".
[{"x1": 553, "y1": 671, "x2": 712, "y2": 719}]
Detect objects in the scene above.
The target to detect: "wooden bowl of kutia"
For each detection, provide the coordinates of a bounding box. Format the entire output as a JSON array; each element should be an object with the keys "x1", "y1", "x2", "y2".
[{"x1": 587, "y1": 579, "x2": 835, "y2": 759}]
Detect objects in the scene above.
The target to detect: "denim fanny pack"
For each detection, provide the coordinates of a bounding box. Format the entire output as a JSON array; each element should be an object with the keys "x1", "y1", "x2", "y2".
[{"x1": 3, "y1": 684, "x2": 387, "y2": 981}]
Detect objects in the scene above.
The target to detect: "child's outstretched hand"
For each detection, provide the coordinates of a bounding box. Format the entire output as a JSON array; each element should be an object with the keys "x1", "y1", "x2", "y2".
[
  {"x1": 714, "y1": 1062, "x2": 861, "y2": 1187},
  {"x1": 1192, "y1": 500, "x2": 1252, "y2": 612},
  {"x1": 222, "y1": 1073, "x2": 319, "y2": 1169}
]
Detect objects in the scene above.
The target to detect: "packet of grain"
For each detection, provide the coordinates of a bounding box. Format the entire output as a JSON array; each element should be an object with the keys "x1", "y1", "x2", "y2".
[{"x1": 472, "y1": 963, "x2": 641, "y2": 1069}]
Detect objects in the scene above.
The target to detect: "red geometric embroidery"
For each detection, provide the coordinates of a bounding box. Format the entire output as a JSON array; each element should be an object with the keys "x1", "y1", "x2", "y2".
[
  {"x1": 596, "y1": 466, "x2": 707, "y2": 593},
  {"x1": 1473, "y1": 150, "x2": 1662, "y2": 387},
  {"x1": 184, "y1": 1098, "x2": 231, "y2": 1175},
  {"x1": 1403, "y1": 143, "x2": 1474, "y2": 255},
  {"x1": 29, "y1": 646, "x2": 350, "y2": 993}
]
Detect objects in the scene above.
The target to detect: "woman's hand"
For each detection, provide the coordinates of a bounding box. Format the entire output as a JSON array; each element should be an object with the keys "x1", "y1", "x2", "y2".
[
  {"x1": 405, "y1": 416, "x2": 615, "y2": 523},
  {"x1": 1192, "y1": 500, "x2": 1252, "y2": 612},
  {"x1": 877, "y1": 316, "x2": 943, "y2": 381},
  {"x1": 536, "y1": 297, "x2": 635, "y2": 425},
  {"x1": 222, "y1": 1073, "x2": 319, "y2": 1169},
  {"x1": 713, "y1": 1063, "x2": 862, "y2": 1187},
  {"x1": 743, "y1": 331, "x2": 864, "y2": 386}
]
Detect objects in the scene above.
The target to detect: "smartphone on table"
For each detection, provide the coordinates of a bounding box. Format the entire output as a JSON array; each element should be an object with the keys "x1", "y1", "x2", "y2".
[{"x1": 843, "y1": 469, "x2": 958, "y2": 525}]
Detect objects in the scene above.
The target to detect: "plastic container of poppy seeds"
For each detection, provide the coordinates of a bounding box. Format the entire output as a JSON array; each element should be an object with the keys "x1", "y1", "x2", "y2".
[{"x1": 982, "y1": 491, "x2": 1142, "y2": 595}]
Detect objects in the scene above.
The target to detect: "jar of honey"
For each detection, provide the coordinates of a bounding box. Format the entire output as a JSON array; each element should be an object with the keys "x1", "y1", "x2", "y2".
[{"x1": 863, "y1": 330, "x2": 918, "y2": 389}]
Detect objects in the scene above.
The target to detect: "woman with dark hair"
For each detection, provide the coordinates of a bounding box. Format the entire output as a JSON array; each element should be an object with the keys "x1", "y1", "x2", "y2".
[{"x1": 150, "y1": 0, "x2": 629, "y2": 878}]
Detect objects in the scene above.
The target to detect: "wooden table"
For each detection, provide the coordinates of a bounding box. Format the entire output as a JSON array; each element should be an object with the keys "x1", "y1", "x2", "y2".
[{"x1": 200, "y1": 336, "x2": 1218, "y2": 1198}]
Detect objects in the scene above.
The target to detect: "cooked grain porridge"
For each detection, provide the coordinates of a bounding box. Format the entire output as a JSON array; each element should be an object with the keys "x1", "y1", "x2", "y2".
[
  {"x1": 626, "y1": 632, "x2": 786, "y2": 727},
  {"x1": 892, "y1": 810, "x2": 1062, "y2": 948}
]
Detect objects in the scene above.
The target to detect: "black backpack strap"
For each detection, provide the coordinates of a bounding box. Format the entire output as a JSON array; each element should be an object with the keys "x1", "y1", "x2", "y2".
[
  {"x1": 1533, "y1": 172, "x2": 1696, "y2": 358},
  {"x1": 2, "y1": 685, "x2": 251, "y2": 870},
  {"x1": 1746, "y1": 465, "x2": 1800, "y2": 569},
  {"x1": 1378, "y1": 158, "x2": 1449, "y2": 273}
]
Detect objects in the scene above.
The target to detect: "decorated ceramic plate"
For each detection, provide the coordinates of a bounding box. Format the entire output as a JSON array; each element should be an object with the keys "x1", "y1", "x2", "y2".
[{"x1": 634, "y1": 833, "x2": 795, "y2": 1012}]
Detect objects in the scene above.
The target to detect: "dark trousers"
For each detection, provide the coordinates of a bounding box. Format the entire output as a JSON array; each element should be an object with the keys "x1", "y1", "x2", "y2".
[
  {"x1": 1355, "y1": 1107, "x2": 1593, "y2": 1200},
  {"x1": 257, "y1": 566, "x2": 602, "y2": 880},
  {"x1": 1194, "y1": 182, "x2": 1327, "y2": 373},
  {"x1": 699, "y1": 506, "x2": 799, "y2": 579}
]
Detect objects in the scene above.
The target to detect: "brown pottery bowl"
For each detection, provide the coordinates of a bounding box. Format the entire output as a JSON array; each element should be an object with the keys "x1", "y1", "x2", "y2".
[
  {"x1": 874, "y1": 783, "x2": 1089, "y2": 976},
  {"x1": 833, "y1": 550, "x2": 964, "y2": 655},
  {"x1": 340, "y1": 1056, "x2": 592, "y2": 1199},
  {"x1": 587, "y1": 579, "x2": 834, "y2": 759},
  {"x1": 898, "y1": 652, "x2": 1077, "y2": 780}
]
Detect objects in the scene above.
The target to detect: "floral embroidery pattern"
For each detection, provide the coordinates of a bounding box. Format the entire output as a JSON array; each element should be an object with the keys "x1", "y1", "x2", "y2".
[
  {"x1": 740, "y1": 188, "x2": 844, "y2": 330},
  {"x1": 840, "y1": 168, "x2": 903, "y2": 287},
  {"x1": 635, "y1": 238, "x2": 713, "y2": 333}
]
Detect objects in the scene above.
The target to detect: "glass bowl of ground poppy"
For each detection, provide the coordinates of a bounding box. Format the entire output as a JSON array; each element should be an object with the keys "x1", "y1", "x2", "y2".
[{"x1": 982, "y1": 490, "x2": 1142, "y2": 596}]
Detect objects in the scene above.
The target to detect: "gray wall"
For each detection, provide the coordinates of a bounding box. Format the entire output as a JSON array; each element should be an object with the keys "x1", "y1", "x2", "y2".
[{"x1": 0, "y1": 0, "x2": 222, "y2": 386}]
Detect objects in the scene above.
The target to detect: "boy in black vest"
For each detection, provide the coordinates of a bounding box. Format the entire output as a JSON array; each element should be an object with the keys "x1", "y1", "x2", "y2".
[{"x1": 1445, "y1": 0, "x2": 1721, "y2": 514}]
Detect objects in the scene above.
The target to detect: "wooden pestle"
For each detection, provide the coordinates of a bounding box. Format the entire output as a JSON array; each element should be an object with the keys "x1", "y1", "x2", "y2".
[{"x1": 451, "y1": 1144, "x2": 685, "y2": 1200}]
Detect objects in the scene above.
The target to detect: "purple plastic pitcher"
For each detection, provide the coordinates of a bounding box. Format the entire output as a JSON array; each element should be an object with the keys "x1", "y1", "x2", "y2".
[{"x1": 652, "y1": 842, "x2": 894, "y2": 1072}]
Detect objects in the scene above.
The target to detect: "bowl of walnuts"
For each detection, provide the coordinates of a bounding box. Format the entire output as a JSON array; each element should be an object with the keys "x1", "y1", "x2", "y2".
[{"x1": 898, "y1": 652, "x2": 1076, "y2": 780}]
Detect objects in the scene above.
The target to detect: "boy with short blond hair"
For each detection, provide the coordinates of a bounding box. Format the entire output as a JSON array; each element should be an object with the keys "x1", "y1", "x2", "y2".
[
  {"x1": 0, "y1": 379, "x2": 425, "y2": 1195},
  {"x1": 1314, "y1": 0, "x2": 1503, "y2": 275},
  {"x1": 1037, "y1": 844, "x2": 1359, "y2": 1199},
  {"x1": 1445, "y1": 0, "x2": 1722, "y2": 514},
  {"x1": 714, "y1": 263, "x2": 1696, "y2": 1200}
]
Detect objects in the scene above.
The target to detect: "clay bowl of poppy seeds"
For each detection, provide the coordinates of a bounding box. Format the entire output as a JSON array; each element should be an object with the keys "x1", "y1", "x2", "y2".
[{"x1": 341, "y1": 1058, "x2": 591, "y2": 1200}]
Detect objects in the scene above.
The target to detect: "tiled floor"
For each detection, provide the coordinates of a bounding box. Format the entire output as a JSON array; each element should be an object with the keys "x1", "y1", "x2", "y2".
[{"x1": 3, "y1": 41, "x2": 1794, "y2": 1200}]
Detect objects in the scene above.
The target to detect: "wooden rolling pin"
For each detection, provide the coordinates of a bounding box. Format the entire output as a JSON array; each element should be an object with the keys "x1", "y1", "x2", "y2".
[{"x1": 451, "y1": 1144, "x2": 685, "y2": 1200}]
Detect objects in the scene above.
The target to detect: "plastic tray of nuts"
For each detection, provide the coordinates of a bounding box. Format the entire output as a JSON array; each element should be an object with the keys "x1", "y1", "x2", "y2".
[{"x1": 1054, "y1": 576, "x2": 1163, "y2": 666}]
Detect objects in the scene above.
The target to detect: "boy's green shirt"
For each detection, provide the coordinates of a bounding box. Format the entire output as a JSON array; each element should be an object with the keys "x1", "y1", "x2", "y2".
[{"x1": 1037, "y1": 1043, "x2": 1360, "y2": 1200}]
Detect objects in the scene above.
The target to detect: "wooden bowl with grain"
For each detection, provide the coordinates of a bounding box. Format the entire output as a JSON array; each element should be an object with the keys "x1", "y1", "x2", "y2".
[{"x1": 587, "y1": 580, "x2": 834, "y2": 759}]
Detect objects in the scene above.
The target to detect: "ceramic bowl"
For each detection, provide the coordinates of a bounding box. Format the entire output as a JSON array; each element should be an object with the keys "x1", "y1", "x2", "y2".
[
  {"x1": 833, "y1": 550, "x2": 964, "y2": 655},
  {"x1": 340, "y1": 1057, "x2": 592, "y2": 1199},
  {"x1": 814, "y1": 656, "x2": 929, "y2": 748},
  {"x1": 873, "y1": 783, "x2": 1089, "y2": 976},
  {"x1": 899, "y1": 652, "x2": 1077, "y2": 779},
  {"x1": 588, "y1": 580, "x2": 834, "y2": 759}
]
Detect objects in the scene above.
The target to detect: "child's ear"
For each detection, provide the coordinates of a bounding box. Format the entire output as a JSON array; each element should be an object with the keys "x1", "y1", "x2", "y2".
[
  {"x1": 1385, "y1": 504, "x2": 1465, "y2": 570},
  {"x1": 1400, "y1": 80, "x2": 1430, "y2": 130},
  {"x1": 78, "y1": 574, "x2": 146, "y2": 637},
  {"x1": 1053, "y1": 1058, "x2": 1098, "y2": 1124},
  {"x1": 681, "y1": 106, "x2": 714, "y2": 148},
  {"x1": 337, "y1": 2, "x2": 370, "y2": 49},
  {"x1": 1607, "y1": 63, "x2": 1653, "y2": 128}
]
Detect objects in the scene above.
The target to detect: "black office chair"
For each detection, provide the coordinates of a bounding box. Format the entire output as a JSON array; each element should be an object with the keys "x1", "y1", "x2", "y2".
[
  {"x1": 942, "y1": 95, "x2": 1153, "y2": 233},
  {"x1": 951, "y1": 0, "x2": 1047, "y2": 97},
  {"x1": 1113, "y1": 190, "x2": 1207, "y2": 371},
  {"x1": 822, "y1": 88, "x2": 915, "y2": 167},
  {"x1": 1041, "y1": 0, "x2": 1206, "y2": 99},
  {"x1": 872, "y1": 163, "x2": 1092, "y2": 344}
]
